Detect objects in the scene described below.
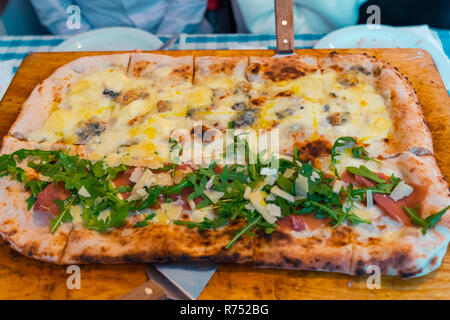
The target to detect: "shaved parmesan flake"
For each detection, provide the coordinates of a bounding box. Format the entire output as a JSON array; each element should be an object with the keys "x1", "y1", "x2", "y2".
[
  {"x1": 188, "y1": 199, "x2": 196, "y2": 211},
  {"x1": 136, "y1": 188, "x2": 148, "y2": 198},
  {"x1": 161, "y1": 203, "x2": 183, "y2": 219},
  {"x1": 283, "y1": 168, "x2": 295, "y2": 179},
  {"x1": 244, "y1": 203, "x2": 256, "y2": 212},
  {"x1": 350, "y1": 206, "x2": 380, "y2": 221},
  {"x1": 295, "y1": 175, "x2": 309, "y2": 195},
  {"x1": 192, "y1": 209, "x2": 207, "y2": 222},
  {"x1": 244, "y1": 186, "x2": 252, "y2": 198},
  {"x1": 310, "y1": 171, "x2": 320, "y2": 182},
  {"x1": 244, "y1": 189, "x2": 277, "y2": 224},
  {"x1": 366, "y1": 190, "x2": 373, "y2": 209},
  {"x1": 261, "y1": 167, "x2": 278, "y2": 176},
  {"x1": 129, "y1": 167, "x2": 145, "y2": 183},
  {"x1": 332, "y1": 180, "x2": 343, "y2": 194},
  {"x1": 203, "y1": 190, "x2": 224, "y2": 204},
  {"x1": 267, "y1": 203, "x2": 281, "y2": 217},
  {"x1": 264, "y1": 175, "x2": 277, "y2": 186},
  {"x1": 98, "y1": 209, "x2": 111, "y2": 222},
  {"x1": 270, "y1": 186, "x2": 295, "y2": 203},
  {"x1": 205, "y1": 175, "x2": 215, "y2": 190},
  {"x1": 390, "y1": 181, "x2": 413, "y2": 201},
  {"x1": 78, "y1": 186, "x2": 91, "y2": 198},
  {"x1": 279, "y1": 154, "x2": 294, "y2": 162},
  {"x1": 128, "y1": 169, "x2": 154, "y2": 201},
  {"x1": 39, "y1": 175, "x2": 52, "y2": 182},
  {"x1": 266, "y1": 193, "x2": 276, "y2": 201},
  {"x1": 70, "y1": 205, "x2": 83, "y2": 225}
]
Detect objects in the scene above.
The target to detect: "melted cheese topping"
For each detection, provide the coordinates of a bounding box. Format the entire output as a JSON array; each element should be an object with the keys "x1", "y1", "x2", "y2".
[
  {"x1": 251, "y1": 69, "x2": 392, "y2": 156},
  {"x1": 28, "y1": 61, "x2": 393, "y2": 168}
]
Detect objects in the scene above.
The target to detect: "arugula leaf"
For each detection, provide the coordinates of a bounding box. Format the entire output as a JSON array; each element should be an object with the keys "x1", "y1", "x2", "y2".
[
  {"x1": 162, "y1": 177, "x2": 193, "y2": 194},
  {"x1": 331, "y1": 137, "x2": 378, "y2": 179},
  {"x1": 115, "y1": 185, "x2": 132, "y2": 193},
  {"x1": 174, "y1": 216, "x2": 228, "y2": 231},
  {"x1": 330, "y1": 137, "x2": 357, "y2": 179},
  {"x1": 50, "y1": 194, "x2": 77, "y2": 233},
  {"x1": 225, "y1": 215, "x2": 262, "y2": 249},
  {"x1": 91, "y1": 161, "x2": 106, "y2": 178},
  {"x1": 275, "y1": 175, "x2": 293, "y2": 193},
  {"x1": 134, "y1": 213, "x2": 156, "y2": 227},
  {"x1": 293, "y1": 145, "x2": 300, "y2": 163},
  {"x1": 403, "y1": 205, "x2": 450, "y2": 235},
  {"x1": 346, "y1": 165, "x2": 385, "y2": 184},
  {"x1": 130, "y1": 186, "x2": 162, "y2": 211},
  {"x1": 24, "y1": 179, "x2": 50, "y2": 209}
]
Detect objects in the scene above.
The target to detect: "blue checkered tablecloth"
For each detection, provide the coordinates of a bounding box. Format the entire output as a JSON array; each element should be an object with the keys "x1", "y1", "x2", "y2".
[{"x1": 0, "y1": 29, "x2": 449, "y2": 74}]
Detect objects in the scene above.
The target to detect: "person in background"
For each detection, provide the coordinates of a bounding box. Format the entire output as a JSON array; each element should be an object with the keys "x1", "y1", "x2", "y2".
[
  {"x1": 232, "y1": 0, "x2": 367, "y2": 34},
  {"x1": 30, "y1": 0, "x2": 211, "y2": 35}
]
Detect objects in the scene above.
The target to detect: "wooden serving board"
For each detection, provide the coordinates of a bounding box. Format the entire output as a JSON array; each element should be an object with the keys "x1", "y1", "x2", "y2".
[{"x1": 0, "y1": 49, "x2": 449, "y2": 300}]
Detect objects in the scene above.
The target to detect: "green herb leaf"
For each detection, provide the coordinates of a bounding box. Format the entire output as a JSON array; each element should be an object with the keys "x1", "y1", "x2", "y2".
[
  {"x1": 404, "y1": 205, "x2": 449, "y2": 234},
  {"x1": 346, "y1": 165, "x2": 385, "y2": 184},
  {"x1": 134, "y1": 213, "x2": 156, "y2": 227}
]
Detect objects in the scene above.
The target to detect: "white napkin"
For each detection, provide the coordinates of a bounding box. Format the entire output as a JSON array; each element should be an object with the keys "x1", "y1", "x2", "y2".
[
  {"x1": 0, "y1": 60, "x2": 14, "y2": 101},
  {"x1": 399, "y1": 25, "x2": 445, "y2": 52}
]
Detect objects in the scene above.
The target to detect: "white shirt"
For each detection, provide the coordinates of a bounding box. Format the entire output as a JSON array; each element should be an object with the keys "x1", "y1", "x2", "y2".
[{"x1": 30, "y1": 0, "x2": 208, "y2": 35}]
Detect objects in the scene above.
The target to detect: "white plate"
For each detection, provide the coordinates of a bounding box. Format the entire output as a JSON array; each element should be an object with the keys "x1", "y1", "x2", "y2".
[
  {"x1": 52, "y1": 27, "x2": 163, "y2": 52},
  {"x1": 314, "y1": 25, "x2": 450, "y2": 91}
]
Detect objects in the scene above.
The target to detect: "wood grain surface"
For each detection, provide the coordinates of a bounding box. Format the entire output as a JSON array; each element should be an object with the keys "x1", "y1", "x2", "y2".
[
  {"x1": 0, "y1": 49, "x2": 448, "y2": 300},
  {"x1": 274, "y1": 0, "x2": 295, "y2": 54}
]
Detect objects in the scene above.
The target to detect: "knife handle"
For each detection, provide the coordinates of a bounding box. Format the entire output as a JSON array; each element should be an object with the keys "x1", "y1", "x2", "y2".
[
  {"x1": 274, "y1": 0, "x2": 294, "y2": 54},
  {"x1": 118, "y1": 279, "x2": 167, "y2": 300}
]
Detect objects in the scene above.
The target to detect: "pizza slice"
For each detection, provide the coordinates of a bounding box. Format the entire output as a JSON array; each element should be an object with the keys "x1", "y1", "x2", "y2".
[
  {"x1": 0, "y1": 136, "x2": 85, "y2": 262},
  {"x1": 9, "y1": 54, "x2": 131, "y2": 142},
  {"x1": 245, "y1": 53, "x2": 433, "y2": 160},
  {"x1": 318, "y1": 52, "x2": 434, "y2": 157}
]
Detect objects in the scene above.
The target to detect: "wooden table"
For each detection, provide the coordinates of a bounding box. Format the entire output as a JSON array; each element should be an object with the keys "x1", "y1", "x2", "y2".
[{"x1": 0, "y1": 49, "x2": 449, "y2": 299}]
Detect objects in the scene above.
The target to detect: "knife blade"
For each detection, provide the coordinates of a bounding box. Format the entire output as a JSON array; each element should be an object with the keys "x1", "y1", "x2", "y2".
[
  {"x1": 119, "y1": 262, "x2": 217, "y2": 300},
  {"x1": 146, "y1": 264, "x2": 195, "y2": 300},
  {"x1": 157, "y1": 33, "x2": 180, "y2": 51},
  {"x1": 153, "y1": 262, "x2": 217, "y2": 299}
]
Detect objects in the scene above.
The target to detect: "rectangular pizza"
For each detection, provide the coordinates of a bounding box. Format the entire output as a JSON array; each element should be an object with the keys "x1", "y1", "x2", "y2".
[{"x1": 0, "y1": 51, "x2": 448, "y2": 278}]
